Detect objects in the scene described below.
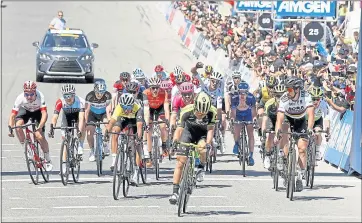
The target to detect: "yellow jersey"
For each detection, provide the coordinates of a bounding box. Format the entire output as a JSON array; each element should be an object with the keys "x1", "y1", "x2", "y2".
[
  {"x1": 111, "y1": 103, "x2": 141, "y2": 120},
  {"x1": 261, "y1": 87, "x2": 271, "y2": 103}
]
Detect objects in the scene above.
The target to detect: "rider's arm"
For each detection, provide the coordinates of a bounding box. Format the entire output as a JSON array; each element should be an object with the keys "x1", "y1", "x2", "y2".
[
  {"x1": 84, "y1": 92, "x2": 92, "y2": 123},
  {"x1": 105, "y1": 92, "x2": 113, "y2": 121},
  {"x1": 174, "y1": 106, "x2": 188, "y2": 141},
  {"x1": 142, "y1": 92, "x2": 150, "y2": 126},
  {"x1": 206, "y1": 107, "x2": 217, "y2": 144},
  {"x1": 78, "y1": 97, "x2": 86, "y2": 132},
  {"x1": 9, "y1": 94, "x2": 23, "y2": 128},
  {"x1": 275, "y1": 96, "x2": 287, "y2": 133},
  {"x1": 170, "y1": 96, "x2": 179, "y2": 127},
  {"x1": 164, "y1": 91, "x2": 170, "y2": 120},
  {"x1": 37, "y1": 91, "x2": 48, "y2": 129},
  {"x1": 135, "y1": 106, "x2": 144, "y2": 139},
  {"x1": 106, "y1": 105, "x2": 120, "y2": 132},
  {"x1": 225, "y1": 93, "x2": 231, "y2": 116},
  {"x1": 52, "y1": 99, "x2": 63, "y2": 126}
]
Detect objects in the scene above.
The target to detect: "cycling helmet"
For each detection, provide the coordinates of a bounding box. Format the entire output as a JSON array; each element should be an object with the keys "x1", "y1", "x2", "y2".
[
  {"x1": 23, "y1": 81, "x2": 37, "y2": 92},
  {"x1": 120, "y1": 71, "x2": 131, "y2": 80},
  {"x1": 238, "y1": 82, "x2": 250, "y2": 92},
  {"x1": 173, "y1": 66, "x2": 184, "y2": 77},
  {"x1": 205, "y1": 65, "x2": 213, "y2": 73},
  {"x1": 232, "y1": 71, "x2": 242, "y2": 78},
  {"x1": 126, "y1": 81, "x2": 139, "y2": 92},
  {"x1": 259, "y1": 80, "x2": 266, "y2": 89},
  {"x1": 192, "y1": 77, "x2": 200, "y2": 87},
  {"x1": 148, "y1": 77, "x2": 161, "y2": 87},
  {"x1": 61, "y1": 84, "x2": 76, "y2": 94},
  {"x1": 94, "y1": 82, "x2": 107, "y2": 93},
  {"x1": 285, "y1": 76, "x2": 304, "y2": 89},
  {"x1": 273, "y1": 82, "x2": 286, "y2": 94},
  {"x1": 210, "y1": 71, "x2": 223, "y2": 81},
  {"x1": 266, "y1": 76, "x2": 277, "y2": 88},
  {"x1": 175, "y1": 73, "x2": 186, "y2": 84},
  {"x1": 154, "y1": 65, "x2": 164, "y2": 73},
  {"x1": 133, "y1": 68, "x2": 146, "y2": 79},
  {"x1": 194, "y1": 92, "x2": 211, "y2": 114},
  {"x1": 179, "y1": 82, "x2": 194, "y2": 94},
  {"x1": 227, "y1": 82, "x2": 238, "y2": 93},
  {"x1": 309, "y1": 86, "x2": 324, "y2": 98},
  {"x1": 119, "y1": 93, "x2": 135, "y2": 106},
  {"x1": 160, "y1": 80, "x2": 173, "y2": 90}
]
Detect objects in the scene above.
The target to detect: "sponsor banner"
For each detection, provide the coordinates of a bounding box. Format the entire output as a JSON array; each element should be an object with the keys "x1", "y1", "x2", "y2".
[
  {"x1": 192, "y1": 33, "x2": 206, "y2": 60},
  {"x1": 235, "y1": 1, "x2": 276, "y2": 11},
  {"x1": 276, "y1": 1, "x2": 337, "y2": 17}
]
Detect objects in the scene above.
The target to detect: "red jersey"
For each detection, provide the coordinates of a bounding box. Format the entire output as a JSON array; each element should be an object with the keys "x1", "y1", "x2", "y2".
[{"x1": 143, "y1": 88, "x2": 168, "y2": 109}]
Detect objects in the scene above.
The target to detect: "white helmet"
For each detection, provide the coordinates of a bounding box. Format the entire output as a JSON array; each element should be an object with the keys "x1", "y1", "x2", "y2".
[
  {"x1": 119, "y1": 93, "x2": 135, "y2": 106},
  {"x1": 133, "y1": 68, "x2": 145, "y2": 79},
  {"x1": 232, "y1": 71, "x2": 242, "y2": 78},
  {"x1": 259, "y1": 80, "x2": 266, "y2": 89},
  {"x1": 227, "y1": 82, "x2": 238, "y2": 93},
  {"x1": 94, "y1": 82, "x2": 106, "y2": 93},
  {"x1": 210, "y1": 71, "x2": 223, "y2": 81},
  {"x1": 61, "y1": 84, "x2": 76, "y2": 94},
  {"x1": 173, "y1": 66, "x2": 183, "y2": 77},
  {"x1": 148, "y1": 77, "x2": 161, "y2": 87}
]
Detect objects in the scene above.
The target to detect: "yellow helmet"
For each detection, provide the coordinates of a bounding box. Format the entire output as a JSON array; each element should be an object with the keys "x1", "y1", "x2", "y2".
[
  {"x1": 308, "y1": 86, "x2": 324, "y2": 98},
  {"x1": 205, "y1": 65, "x2": 213, "y2": 74},
  {"x1": 194, "y1": 92, "x2": 211, "y2": 113}
]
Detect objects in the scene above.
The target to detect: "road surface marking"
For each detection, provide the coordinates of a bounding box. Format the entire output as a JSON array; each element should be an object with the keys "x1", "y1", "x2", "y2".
[
  {"x1": 11, "y1": 207, "x2": 39, "y2": 210},
  {"x1": 53, "y1": 206, "x2": 98, "y2": 209}
]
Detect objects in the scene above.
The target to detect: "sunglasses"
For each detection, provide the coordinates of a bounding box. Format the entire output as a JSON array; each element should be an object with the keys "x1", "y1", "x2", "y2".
[
  {"x1": 233, "y1": 77, "x2": 240, "y2": 80},
  {"x1": 121, "y1": 105, "x2": 133, "y2": 111},
  {"x1": 210, "y1": 79, "x2": 219, "y2": 84},
  {"x1": 24, "y1": 92, "x2": 35, "y2": 97},
  {"x1": 151, "y1": 87, "x2": 159, "y2": 91},
  {"x1": 63, "y1": 94, "x2": 74, "y2": 99},
  {"x1": 182, "y1": 92, "x2": 193, "y2": 97},
  {"x1": 121, "y1": 78, "x2": 129, "y2": 82},
  {"x1": 58, "y1": 14, "x2": 63, "y2": 17},
  {"x1": 312, "y1": 98, "x2": 321, "y2": 102},
  {"x1": 128, "y1": 90, "x2": 137, "y2": 94}
]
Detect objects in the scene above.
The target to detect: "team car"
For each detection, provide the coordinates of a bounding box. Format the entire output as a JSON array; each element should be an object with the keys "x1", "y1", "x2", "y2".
[{"x1": 32, "y1": 28, "x2": 98, "y2": 83}]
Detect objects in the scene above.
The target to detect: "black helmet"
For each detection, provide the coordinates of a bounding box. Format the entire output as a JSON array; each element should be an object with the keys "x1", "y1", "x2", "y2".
[
  {"x1": 266, "y1": 76, "x2": 277, "y2": 88},
  {"x1": 285, "y1": 76, "x2": 304, "y2": 89}
]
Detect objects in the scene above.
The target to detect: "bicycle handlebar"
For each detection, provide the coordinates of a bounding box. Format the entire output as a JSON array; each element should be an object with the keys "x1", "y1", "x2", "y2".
[
  {"x1": 11, "y1": 122, "x2": 37, "y2": 130},
  {"x1": 86, "y1": 121, "x2": 109, "y2": 127}
]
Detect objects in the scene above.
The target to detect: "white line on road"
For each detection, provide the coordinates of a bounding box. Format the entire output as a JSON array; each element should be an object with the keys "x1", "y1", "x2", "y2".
[
  {"x1": 191, "y1": 195, "x2": 226, "y2": 198},
  {"x1": 53, "y1": 206, "x2": 98, "y2": 209},
  {"x1": 187, "y1": 205, "x2": 245, "y2": 208},
  {"x1": 11, "y1": 207, "x2": 39, "y2": 210}
]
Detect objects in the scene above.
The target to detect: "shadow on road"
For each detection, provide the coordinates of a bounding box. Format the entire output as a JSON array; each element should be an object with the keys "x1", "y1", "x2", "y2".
[
  {"x1": 294, "y1": 196, "x2": 344, "y2": 201},
  {"x1": 186, "y1": 210, "x2": 252, "y2": 216},
  {"x1": 196, "y1": 184, "x2": 232, "y2": 189},
  {"x1": 310, "y1": 184, "x2": 355, "y2": 190},
  {"x1": 208, "y1": 169, "x2": 271, "y2": 177}
]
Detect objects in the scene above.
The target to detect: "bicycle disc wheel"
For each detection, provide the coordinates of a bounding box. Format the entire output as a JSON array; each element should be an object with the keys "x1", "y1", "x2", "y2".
[
  {"x1": 122, "y1": 151, "x2": 131, "y2": 198},
  {"x1": 60, "y1": 140, "x2": 70, "y2": 186},
  {"x1": 71, "y1": 139, "x2": 80, "y2": 183},
  {"x1": 24, "y1": 140, "x2": 39, "y2": 185},
  {"x1": 112, "y1": 146, "x2": 124, "y2": 200},
  {"x1": 177, "y1": 159, "x2": 190, "y2": 217},
  {"x1": 289, "y1": 149, "x2": 296, "y2": 201}
]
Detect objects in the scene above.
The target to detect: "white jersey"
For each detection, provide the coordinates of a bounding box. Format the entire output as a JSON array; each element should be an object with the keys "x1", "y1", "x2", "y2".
[
  {"x1": 313, "y1": 99, "x2": 330, "y2": 121},
  {"x1": 12, "y1": 90, "x2": 47, "y2": 114},
  {"x1": 278, "y1": 90, "x2": 313, "y2": 119},
  {"x1": 171, "y1": 85, "x2": 180, "y2": 106}
]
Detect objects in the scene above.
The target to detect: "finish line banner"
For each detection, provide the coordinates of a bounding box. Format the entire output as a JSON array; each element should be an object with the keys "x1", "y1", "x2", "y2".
[{"x1": 276, "y1": 1, "x2": 337, "y2": 17}]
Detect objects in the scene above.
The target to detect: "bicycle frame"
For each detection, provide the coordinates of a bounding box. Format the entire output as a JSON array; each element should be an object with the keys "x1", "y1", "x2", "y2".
[{"x1": 233, "y1": 120, "x2": 254, "y2": 177}]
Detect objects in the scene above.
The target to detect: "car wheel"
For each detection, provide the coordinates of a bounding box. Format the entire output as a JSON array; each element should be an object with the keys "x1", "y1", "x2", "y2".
[
  {"x1": 36, "y1": 73, "x2": 44, "y2": 82},
  {"x1": 85, "y1": 74, "x2": 94, "y2": 83}
]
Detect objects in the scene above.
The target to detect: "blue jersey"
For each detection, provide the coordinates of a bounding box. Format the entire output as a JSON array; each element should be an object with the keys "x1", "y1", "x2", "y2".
[
  {"x1": 85, "y1": 91, "x2": 112, "y2": 114},
  {"x1": 235, "y1": 106, "x2": 253, "y2": 122},
  {"x1": 231, "y1": 92, "x2": 256, "y2": 108}
]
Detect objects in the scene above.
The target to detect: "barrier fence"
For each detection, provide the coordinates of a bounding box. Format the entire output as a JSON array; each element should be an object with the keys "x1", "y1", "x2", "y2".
[{"x1": 156, "y1": 2, "x2": 360, "y2": 176}]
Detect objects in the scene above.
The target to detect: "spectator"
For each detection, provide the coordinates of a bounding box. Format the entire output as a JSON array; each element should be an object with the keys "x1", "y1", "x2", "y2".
[{"x1": 49, "y1": 11, "x2": 66, "y2": 30}]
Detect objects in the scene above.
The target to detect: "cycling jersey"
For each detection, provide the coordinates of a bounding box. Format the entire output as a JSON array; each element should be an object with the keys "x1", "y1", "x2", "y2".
[
  {"x1": 111, "y1": 103, "x2": 142, "y2": 120},
  {"x1": 178, "y1": 104, "x2": 217, "y2": 130},
  {"x1": 172, "y1": 94, "x2": 193, "y2": 113},
  {"x1": 85, "y1": 91, "x2": 112, "y2": 114},
  {"x1": 278, "y1": 91, "x2": 313, "y2": 119},
  {"x1": 308, "y1": 99, "x2": 330, "y2": 121},
  {"x1": 193, "y1": 73, "x2": 224, "y2": 108},
  {"x1": 152, "y1": 71, "x2": 169, "y2": 80},
  {"x1": 54, "y1": 96, "x2": 85, "y2": 115},
  {"x1": 264, "y1": 98, "x2": 278, "y2": 120},
  {"x1": 258, "y1": 86, "x2": 271, "y2": 104},
  {"x1": 230, "y1": 92, "x2": 256, "y2": 108},
  {"x1": 143, "y1": 88, "x2": 168, "y2": 109},
  {"x1": 235, "y1": 106, "x2": 253, "y2": 122},
  {"x1": 12, "y1": 90, "x2": 47, "y2": 115}
]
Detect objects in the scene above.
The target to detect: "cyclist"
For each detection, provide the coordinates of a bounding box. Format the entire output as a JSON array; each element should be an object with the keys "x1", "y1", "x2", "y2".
[
  {"x1": 104, "y1": 93, "x2": 144, "y2": 186},
  {"x1": 85, "y1": 80, "x2": 112, "y2": 162},
  {"x1": 154, "y1": 65, "x2": 169, "y2": 81},
  {"x1": 308, "y1": 86, "x2": 330, "y2": 161},
  {"x1": 132, "y1": 68, "x2": 148, "y2": 92},
  {"x1": 169, "y1": 92, "x2": 217, "y2": 204},
  {"x1": 225, "y1": 71, "x2": 244, "y2": 120},
  {"x1": 170, "y1": 66, "x2": 189, "y2": 104},
  {"x1": 190, "y1": 63, "x2": 213, "y2": 80},
  {"x1": 232, "y1": 82, "x2": 257, "y2": 166},
  {"x1": 170, "y1": 65, "x2": 191, "y2": 87},
  {"x1": 262, "y1": 81, "x2": 287, "y2": 169},
  {"x1": 113, "y1": 71, "x2": 131, "y2": 93},
  {"x1": 143, "y1": 77, "x2": 170, "y2": 166},
  {"x1": 8, "y1": 81, "x2": 53, "y2": 171},
  {"x1": 274, "y1": 76, "x2": 315, "y2": 192},
  {"x1": 48, "y1": 84, "x2": 86, "y2": 174},
  {"x1": 171, "y1": 82, "x2": 195, "y2": 139}
]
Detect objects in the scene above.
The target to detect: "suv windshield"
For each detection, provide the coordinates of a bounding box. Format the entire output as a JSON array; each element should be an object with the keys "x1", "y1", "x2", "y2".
[{"x1": 42, "y1": 33, "x2": 88, "y2": 48}]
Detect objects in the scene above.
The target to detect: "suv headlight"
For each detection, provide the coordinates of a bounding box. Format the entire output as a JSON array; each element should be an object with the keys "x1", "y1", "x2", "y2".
[
  {"x1": 80, "y1": 54, "x2": 93, "y2": 60},
  {"x1": 39, "y1": 53, "x2": 51, "y2": 60}
]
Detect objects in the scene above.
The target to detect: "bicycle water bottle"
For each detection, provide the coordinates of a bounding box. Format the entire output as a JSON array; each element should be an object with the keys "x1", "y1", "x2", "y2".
[{"x1": 195, "y1": 157, "x2": 200, "y2": 166}]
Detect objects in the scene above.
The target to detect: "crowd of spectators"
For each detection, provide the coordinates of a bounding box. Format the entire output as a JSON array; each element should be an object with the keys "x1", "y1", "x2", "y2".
[{"x1": 175, "y1": 1, "x2": 358, "y2": 113}]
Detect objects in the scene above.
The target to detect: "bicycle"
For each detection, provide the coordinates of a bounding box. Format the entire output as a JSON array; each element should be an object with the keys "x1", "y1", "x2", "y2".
[
  {"x1": 213, "y1": 120, "x2": 225, "y2": 158},
  {"x1": 86, "y1": 121, "x2": 109, "y2": 177},
  {"x1": 205, "y1": 143, "x2": 213, "y2": 173},
  {"x1": 305, "y1": 128, "x2": 329, "y2": 189},
  {"x1": 176, "y1": 142, "x2": 201, "y2": 217},
  {"x1": 10, "y1": 119, "x2": 49, "y2": 185},
  {"x1": 109, "y1": 124, "x2": 146, "y2": 199},
  {"x1": 276, "y1": 128, "x2": 309, "y2": 201},
  {"x1": 149, "y1": 116, "x2": 168, "y2": 180},
  {"x1": 50, "y1": 121, "x2": 82, "y2": 186},
  {"x1": 232, "y1": 120, "x2": 255, "y2": 177},
  {"x1": 166, "y1": 125, "x2": 176, "y2": 161}
]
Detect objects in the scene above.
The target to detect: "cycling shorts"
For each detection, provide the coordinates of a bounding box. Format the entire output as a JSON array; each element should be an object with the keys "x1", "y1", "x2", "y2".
[
  {"x1": 177, "y1": 127, "x2": 206, "y2": 156},
  {"x1": 114, "y1": 117, "x2": 138, "y2": 134},
  {"x1": 285, "y1": 116, "x2": 308, "y2": 140},
  {"x1": 235, "y1": 107, "x2": 253, "y2": 122},
  {"x1": 313, "y1": 117, "x2": 323, "y2": 129},
  {"x1": 150, "y1": 105, "x2": 165, "y2": 121},
  {"x1": 15, "y1": 108, "x2": 45, "y2": 132},
  {"x1": 88, "y1": 111, "x2": 107, "y2": 123}
]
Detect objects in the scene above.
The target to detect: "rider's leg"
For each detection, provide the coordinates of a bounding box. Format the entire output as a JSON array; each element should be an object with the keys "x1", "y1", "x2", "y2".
[
  {"x1": 86, "y1": 125, "x2": 96, "y2": 161},
  {"x1": 15, "y1": 119, "x2": 25, "y2": 144},
  {"x1": 233, "y1": 123, "x2": 241, "y2": 154},
  {"x1": 246, "y1": 124, "x2": 255, "y2": 165},
  {"x1": 110, "y1": 124, "x2": 121, "y2": 168}
]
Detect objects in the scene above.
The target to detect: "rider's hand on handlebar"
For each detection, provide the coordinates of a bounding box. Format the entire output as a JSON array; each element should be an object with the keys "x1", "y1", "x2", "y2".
[
  {"x1": 307, "y1": 128, "x2": 314, "y2": 137},
  {"x1": 8, "y1": 125, "x2": 14, "y2": 137}
]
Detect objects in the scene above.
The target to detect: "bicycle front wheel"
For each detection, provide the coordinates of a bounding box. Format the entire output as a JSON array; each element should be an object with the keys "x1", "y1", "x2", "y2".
[
  {"x1": 288, "y1": 148, "x2": 296, "y2": 201},
  {"x1": 122, "y1": 151, "x2": 131, "y2": 198},
  {"x1": 241, "y1": 134, "x2": 246, "y2": 177},
  {"x1": 138, "y1": 158, "x2": 147, "y2": 184},
  {"x1": 177, "y1": 158, "x2": 190, "y2": 217},
  {"x1": 152, "y1": 136, "x2": 160, "y2": 180},
  {"x1": 60, "y1": 140, "x2": 70, "y2": 186},
  {"x1": 309, "y1": 141, "x2": 316, "y2": 189},
  {"x1": 96, "y1": 134, "x2": 103, "y2": 177},
  {"x1": 71, "y1": 138, "x2": 80, "y2": 183},
  {"x1": 24, "y1": 140, "x2": 39, "y2": 185},
  {"x1": 38, "y1": 148, "x2": 49, "y2": 183},
  {"x1": 113, "y1": 146, "x2": 124, "y2": 200}
]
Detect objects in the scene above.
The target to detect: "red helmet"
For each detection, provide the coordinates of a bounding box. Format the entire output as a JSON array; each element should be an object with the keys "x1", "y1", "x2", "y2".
[
  {"x1": 23, "y1": 81, "x2": 37, "y2": 92},
  {"x1": 154, "y1": 65, "x2": 164, "y2": 73}
]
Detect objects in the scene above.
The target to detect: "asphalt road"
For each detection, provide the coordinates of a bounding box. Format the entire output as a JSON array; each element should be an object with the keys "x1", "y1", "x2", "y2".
[{"x1": 1, "y1": 2, "x2": 361, "y2": 222}]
